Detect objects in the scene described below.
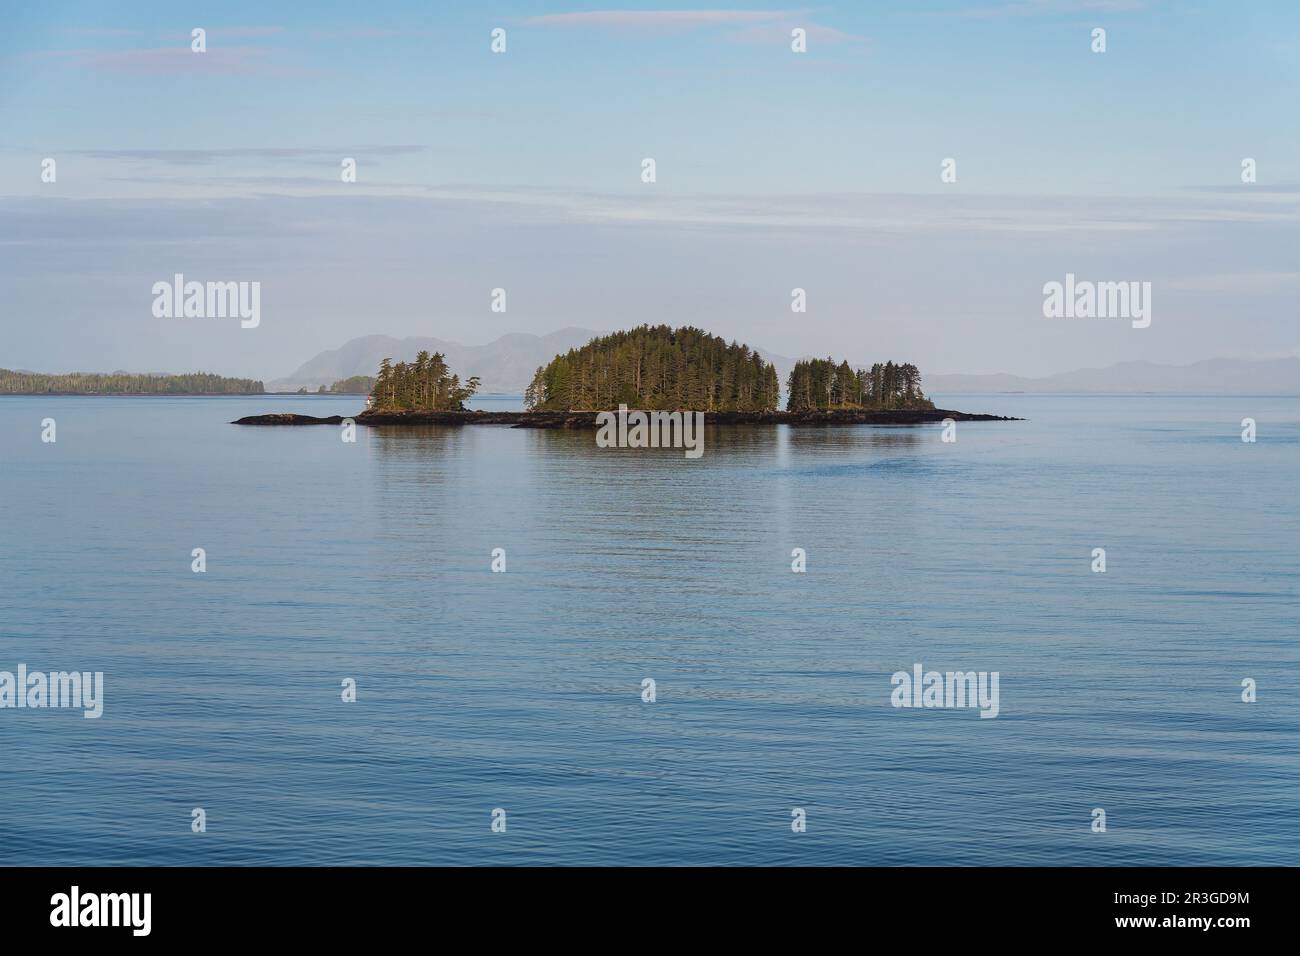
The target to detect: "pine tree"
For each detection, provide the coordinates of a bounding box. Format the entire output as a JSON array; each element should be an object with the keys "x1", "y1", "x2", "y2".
[
  {"x1": 367, "y1": 353, "x2": 479, "y2": 411},
  {"x1": 523, "y1": 326, "x2": 779, "y2": 412}
]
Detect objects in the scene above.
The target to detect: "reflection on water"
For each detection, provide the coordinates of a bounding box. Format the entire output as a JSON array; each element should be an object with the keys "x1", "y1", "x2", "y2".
[{"x1": 0, "y1": 393, "x2": 1296, "y2": 865}]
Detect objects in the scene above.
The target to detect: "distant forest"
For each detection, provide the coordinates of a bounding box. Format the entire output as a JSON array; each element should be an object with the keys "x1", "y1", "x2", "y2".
[
  {"x1": 525, "y1": 325, "x2": 781, "y2": 411},
  {"x1": 295, "y1": 375, "x2": 376, "y2": 395},
  {"x1": 326, "y1": 375, "x2": 375, "y2": 394},
  {"x1": 0, "y1": 369, "x2": 264, "y2": 395},
  {"x1": 370, "y1": 352, "x2": 480, "y2": 410},
  {"x1": 786, "y1": 359, "x2": 931, "y2": 412},
  {"x1": 522, "y1": 325, "x2": 930, "y2": 413}
]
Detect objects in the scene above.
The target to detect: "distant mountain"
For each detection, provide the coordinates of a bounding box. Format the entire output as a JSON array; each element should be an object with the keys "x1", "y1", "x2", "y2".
[
  {"x1": 272, "y1": 330, "x2": 1300, "y2": 397},
  {"x1": 925, "y1": 357, "x2": 1300, "y2": 395},
  {"x1": 268, "y1": 328, "x2": 603, "y2": 393}
]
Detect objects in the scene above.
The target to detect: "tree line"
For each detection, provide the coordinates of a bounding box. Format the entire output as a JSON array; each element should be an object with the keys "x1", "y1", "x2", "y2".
[
  {"x1": 524, "y1": 325, "x2": 781, "y2": 411},
  {"x1": 328, "y1": 375, "x2": 376, "y2": 394},
  {"x1": 370, "y1": 352, "x2": 480, "y2": 410},
  {"x1": 785, "y1": 359, "x2": 931, "y2": 412},
  {"x1": 0, "y1": 369, "x2": 264, "y2": 395}
]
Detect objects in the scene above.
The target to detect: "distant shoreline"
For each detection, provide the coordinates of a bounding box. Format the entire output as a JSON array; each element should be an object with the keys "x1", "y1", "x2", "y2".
[
  {"x1": 233, "y1": 408, "x2": 1022, "y2": 428},
  {"x1": 0, "y1": 390, "x2": 368, "y2": 397},
  {"x1": 4, "y1": 390, "x2": 1293, "y2": 399}
]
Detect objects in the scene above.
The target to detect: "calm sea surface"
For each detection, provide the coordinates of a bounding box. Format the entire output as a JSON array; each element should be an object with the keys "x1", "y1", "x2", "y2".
[{"x1": 0, "y1": 393, "x2": 1296, "y2": 866}]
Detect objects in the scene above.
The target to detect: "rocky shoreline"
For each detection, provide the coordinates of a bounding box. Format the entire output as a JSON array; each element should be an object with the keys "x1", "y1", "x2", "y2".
[{"x1": 233, "y1": 408, "x2": 1021, "y2": 427}]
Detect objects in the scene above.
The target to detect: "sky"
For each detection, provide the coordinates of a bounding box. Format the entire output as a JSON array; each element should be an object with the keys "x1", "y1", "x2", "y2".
[{"x1": 0, "y1": 0, "x2": 1297, "y2": 381}]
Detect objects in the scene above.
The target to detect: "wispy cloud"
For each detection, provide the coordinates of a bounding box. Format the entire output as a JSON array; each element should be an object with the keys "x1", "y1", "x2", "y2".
[
  {"x1": 726, "y1": 22, "x2": 865, "y2": 45},
  {"x1": 66, "y1": 26, "x2": 286, "y2": 42},
  {"x1": 398, "y1": 186, "x2": 1300, "y2": 236},
  {"x1": 512, "y1": 8, "x2": 864, "y2": 46},
  {"x1": 8, "y1": 189, "x2": 1290, "y2": 247},
  {"x1": 2, "y1": 190, "x2": 1292, "y2": 379},
  {"x1": 514, "y1": 10, "x2": 799, "y2": 30},
  {"x1": 308, "y1": 27, "x2": 418, "y2": 40},
  {"x1": 67, "y1": 27, "x2": 143, "y2": 37},
  {"x1": 70, "y1": 146, "x2": 427, "y2": 166},
  {"x1": 159, "y1": 26, "x2": 286, "y2": 40},
  {"x1": 32, "y1": 46, "x2": 285, "y2": 75},
  {"x1": 1165, "y1": 271, "x2": 1300, "y2": 293},
  {"x1": 930, "y1": 0, "x2": 1144, "y2": 18},
  {"x1": 1188, "y1": 183, "x2": 1300, "y2": 194}
]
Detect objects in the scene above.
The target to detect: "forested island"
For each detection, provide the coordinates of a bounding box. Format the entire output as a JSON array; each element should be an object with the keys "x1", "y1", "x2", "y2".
[
  {"x1": 327, "y1": 375, "x2": 376, "y2": 395},
  {"x1": 234, "y1": 326, "x2": 1019, "y2": 427},
  {"x1": 292, "y1": 375, "x2": 377, "y2": 395},
  {"x1": 2, "y1": 369, "x2": 264, "y2": 395},
  {"x1": 524, "y1": 326, "x2": 782, "y2": 412},
  {"x1": 368, "y1": 353, "x2": 480, "y2": 411},
  {"x1": 521, "y1": 327, "x2": 934, "y2": 414},
  {"x1": 785, "y1": 358, "x2": 931, "y2": 412}
]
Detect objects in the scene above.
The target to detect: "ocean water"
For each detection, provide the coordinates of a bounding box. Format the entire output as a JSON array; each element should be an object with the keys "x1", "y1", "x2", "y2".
[{"x1": 0, "y1": 392, "x2": 1296, "y2": 866}]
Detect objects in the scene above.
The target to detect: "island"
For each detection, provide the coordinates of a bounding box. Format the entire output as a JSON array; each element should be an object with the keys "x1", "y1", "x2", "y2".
[
  {"x1": 234, "y1": 408, "x2": 1018, "y2": 427},
  {"x1": 232, "y1": 325, "x2": 1022, "y2": 427},
  {"x1": 3, "y1": 369, "x2": 264, "y2": 395}
]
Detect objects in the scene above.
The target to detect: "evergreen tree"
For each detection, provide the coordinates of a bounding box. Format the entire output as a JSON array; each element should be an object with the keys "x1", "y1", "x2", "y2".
[
  {"x1": 523, "y1": 325, "x2": 780, "y2": 412},
  {"x1": 367, "y1": 353, "x2": 479, "y2": 411},
  {"x1": 784, "y1": 356, "x2": 932, "y2": 411},
  {"x1": 0, "y1": 369, "x2": 263, "y2": 394}
]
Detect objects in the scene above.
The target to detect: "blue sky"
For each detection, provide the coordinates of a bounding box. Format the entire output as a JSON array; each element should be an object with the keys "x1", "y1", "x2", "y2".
[{"x1": 1, "y1": 1, "x2": 1297, "y2": 379}]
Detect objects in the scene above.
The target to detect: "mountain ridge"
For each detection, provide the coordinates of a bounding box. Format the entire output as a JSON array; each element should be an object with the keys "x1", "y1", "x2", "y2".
[
  {"x1": 269, "y1": 330, "x2": 1300, "y2": 396},
  {"x1": 267, "y1": 327, "x2": 604, "y2": 393}
]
